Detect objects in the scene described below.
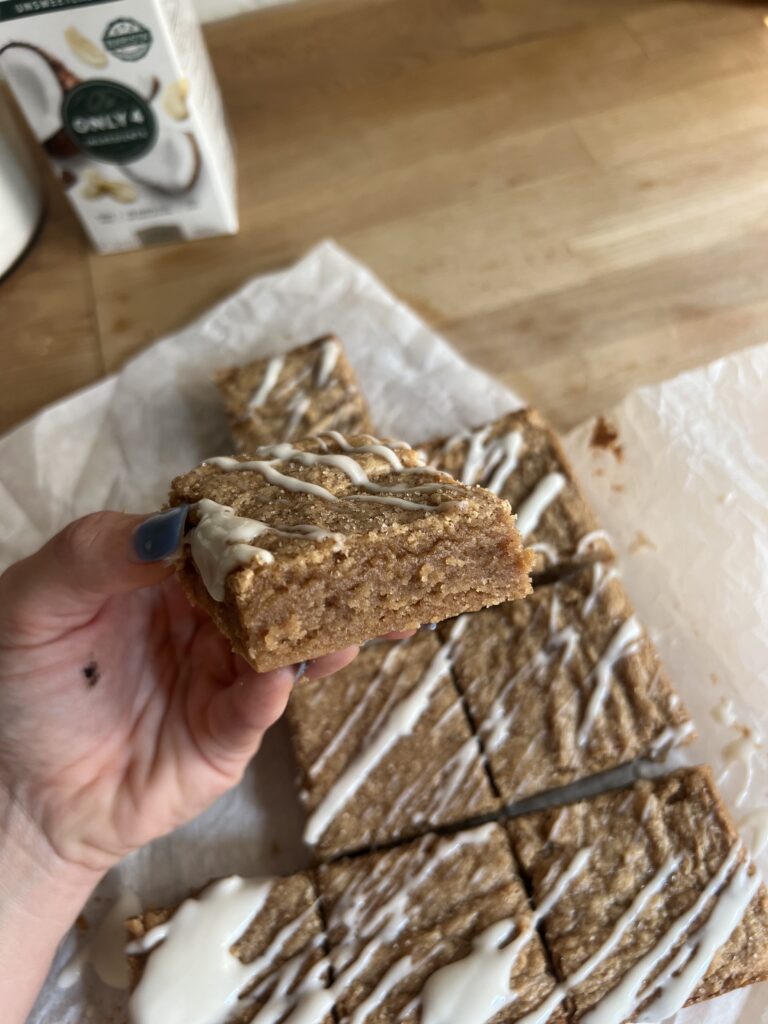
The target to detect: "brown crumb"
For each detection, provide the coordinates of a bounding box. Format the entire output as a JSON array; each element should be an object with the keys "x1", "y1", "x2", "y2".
[
  {"x1": 629, "y1": 530, "x2": 657, "y2": 553},
  {"x1": 75, "y1": 913, "x2": 89, "y2": 931},
  {"x1": 710, "y1": 672, "x2": 719, "y2": 686},
  {"x1": 611, "y1": 483, "x2": 624, "y2": 494},
  {"x1": 593, "y1": 466, "x2": 605, "y2": 477},
  {"x1": 590, "y1": 416, "x2": 624, "y2": 461}
]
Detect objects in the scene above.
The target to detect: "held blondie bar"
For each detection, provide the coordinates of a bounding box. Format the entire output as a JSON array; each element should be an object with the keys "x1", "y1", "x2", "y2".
[
  {"x1": 508, "y1": 766, "x2": 768, "y2": 1022},
  {"x1": 169, "y1": 433, "x2": 532, "y2": 671},
  {"x1": 215, "y1": 335, "x2": 373, "y2": 451},
  {"x1": 419, "y1": 409, "x2": 614, "y2": 575}
]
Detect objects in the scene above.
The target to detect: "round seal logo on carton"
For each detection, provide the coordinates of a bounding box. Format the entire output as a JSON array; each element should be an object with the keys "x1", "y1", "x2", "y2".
[
  {"x1": 102, "y1": 17, "x2": 153, "y2": 62},
  {"x1": 62, "y1": 80, "x2": 157, "y2": 163}
]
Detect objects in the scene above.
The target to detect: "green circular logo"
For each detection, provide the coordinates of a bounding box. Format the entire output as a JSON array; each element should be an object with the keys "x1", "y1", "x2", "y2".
[
  {"x1": 62, "y1": 81, "x2": 156, "y2": 164},
  {"x1": 102, "y1": 17, "x2": 152, "y2": 62}
]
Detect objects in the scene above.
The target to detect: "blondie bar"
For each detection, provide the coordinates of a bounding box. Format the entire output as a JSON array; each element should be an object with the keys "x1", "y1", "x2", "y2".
[
  {"x1": 419, "y1": 409, "x2": 613, "y2": 575},
  {"x1": 447, "y1": 564, "x2": 694, "y2": 805},
  {"x1": 319, "y1": 823, "x2": 564, "y2": 1023},
  {"x1": 169, "y1": 434, "x2": 532, "y2": 671},
  {"x1": 215, "y1": 335, "x2": 373, "y2": 451},
  {"x1": 286, "y1": 629, "x2": 498, "y2": 858},
  {"x1": 125, "y1": 872, "x2": 332, "y2": 1024},
  {"x1": 508, "y1": 767, "x2": 768, "y2": 1021}
]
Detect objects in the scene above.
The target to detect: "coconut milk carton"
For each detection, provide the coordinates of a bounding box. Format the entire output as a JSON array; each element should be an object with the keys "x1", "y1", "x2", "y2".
[{"x1": 0, "y1": 0, "x2": 238, "y2": 252}]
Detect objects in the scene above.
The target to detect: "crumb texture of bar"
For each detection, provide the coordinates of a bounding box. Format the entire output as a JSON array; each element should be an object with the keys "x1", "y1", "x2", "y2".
[
  {"x1": 287, "y1": 629, "x2": 498, "y2": 857},
  {"x1": 215, "y1": 335, "x2": 374, "y2": 451},
  {"x1": 170, "y1": 434, "x2": 532, "y2": 671},
  {"x1": 318, "y1": 823, "x2": 564, "y2": 1023},
  {"x1": 448, "y1": 563, "x2": 694, "y2": 805},
  {"x1": 419, "y1": 408, "x2": 614, "y2": 575},
  {"x1": 508, "y1": 767, "x2": 768, "y2": 1022},
  {"x1": 125, "y1": 872, "x2": 333, "y2": 1024}
]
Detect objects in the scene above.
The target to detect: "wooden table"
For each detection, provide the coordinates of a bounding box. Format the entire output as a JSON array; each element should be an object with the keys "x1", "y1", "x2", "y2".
[{"x1": 4, "y1": 0, "x2": 768, "y2": 435}]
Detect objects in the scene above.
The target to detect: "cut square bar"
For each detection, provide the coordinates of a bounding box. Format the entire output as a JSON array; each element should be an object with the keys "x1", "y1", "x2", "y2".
[
  {"x1": 318, "y1": 823, "x2": 565, "y2": 1023},
  {"x1": 169, "y1": 434, "x2": 532, "y2": 671},
  {"x1": 286, "y1": 629, "x2": 499, "y2": 858},
  {"x1": 448, "y1": 564, "x2": 694, "y2": 805},
  {"x1": 418, "y1": 408, "x2": 614, "y2": 575},
  {"x1": 125, "y1": 872, "x2": 333, "y2": 1024},
  {"x1": 215, "y1": 335, "x2": 374, "y2": 451},
  {"x1": 507, "y1": 766, "x2": 768, "y2": 1022}
]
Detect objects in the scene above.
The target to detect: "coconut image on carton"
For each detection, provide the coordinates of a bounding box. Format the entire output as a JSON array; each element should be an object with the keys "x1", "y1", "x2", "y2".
[{"x1": 0, "y1": 0, "x2": 237, "y2": 253}]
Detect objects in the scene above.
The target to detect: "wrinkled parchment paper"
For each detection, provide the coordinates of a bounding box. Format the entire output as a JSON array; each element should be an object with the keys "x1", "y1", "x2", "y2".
[{"x1": 1, "y1": 241, "x2": 763, "y2": 1023}]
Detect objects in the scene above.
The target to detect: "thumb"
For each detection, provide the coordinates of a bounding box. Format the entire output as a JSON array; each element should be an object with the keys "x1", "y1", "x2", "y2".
[{"x1": 0, "y1": 508, "x2": 188, "y2": 641}]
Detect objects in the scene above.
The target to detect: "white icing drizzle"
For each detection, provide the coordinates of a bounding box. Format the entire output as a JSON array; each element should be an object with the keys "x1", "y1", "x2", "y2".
[
  {"x1": 515, "y1": 473, "x2": 566, "y2": 539},
  {"x1": 187, "y1": 499, "x2": 344, "y2": 602},
  {"x1": 418, "y1": 848, "x2": 592, "y2": 1024},
  {"x1": 528, "y1": 541, "x2": 558, "y2": 564},
  {"x1": 303, "y1": 628, "x2": 463, "y2": 845},
  {"x1": 420, "y1": 920, "x2": 519, "y2": 1024},
  {"x1": 581, "y1": 846, "x2": 755, "y2": 1024},
  {"x1": 581, "y1": 562, "x2": 619, "y2": 620},
  {"x1": 648, "y1": 720, "x2": 696, "y2": 758},
  {"x1": 349, "y1": 956, "x2": 413, "y2": 1024},
  {"x1": 442, "y1": 426, "x2": 524, "y2": 493},
  {"x1": 739, "y1": 809, "x2": 768, "y2": 857},
  {"x1": 577, "y1": 616, "x2": 643, "y2": 747},
  {"x1": 517, "y1": 854, "x2": 681, "y2": 1024},
  {"x1": 206, "y1": 438, "x2": 459, "y2": 514},
  {"x1": 285, "y1": 392, "x2": 311, "y2": 440},
  {"x1": 486, "y1": 433, "x2": 524, "y2": 494},
  {"x1": 314, "y1": 339, "x2": 340, "y2": 387},
  {"x1": 127, "y1": 877, "x2": 274, "y2": 1024},
  {"x1": 308, "y1": 645, "x2": 404, "y2": 780},
  {"x1": 58, "y1": 889, "x2": 141, "y2": 990},
  {"x1": 247, "y1": 356, "x2": 284, "y2": 410},
  {"x1": 719, "y1": 734, "x2": 761, "y2": 807},
  {"x1": 712, "y1": 697, "x2": 737, "y2": 728}
]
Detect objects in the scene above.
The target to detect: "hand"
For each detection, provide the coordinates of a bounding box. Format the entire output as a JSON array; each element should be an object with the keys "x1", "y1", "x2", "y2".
[{"x1": 0, "y1": 509, "x2": 366, "y2": 1021}]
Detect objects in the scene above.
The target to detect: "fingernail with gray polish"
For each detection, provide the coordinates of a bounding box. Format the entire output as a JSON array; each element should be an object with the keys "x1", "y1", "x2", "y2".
[
  {"x1": 133, "y1": 505, "x2": 188, "y2": 562},
  {"x1": 294, "y1": 661, "x2": 308, "y2": 682}
]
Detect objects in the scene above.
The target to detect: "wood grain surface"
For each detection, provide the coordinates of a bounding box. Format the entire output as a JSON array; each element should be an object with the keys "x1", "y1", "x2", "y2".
[{"x1": 3, "y1": 0, "x2": 768, "y2": 434}]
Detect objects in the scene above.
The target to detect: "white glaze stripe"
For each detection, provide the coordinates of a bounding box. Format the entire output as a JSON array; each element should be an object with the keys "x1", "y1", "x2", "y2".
[
  {"x1": 248, "y1": 356, "x2": 284, "y2": 409},
  {"x1": 516, "y1": 855, "x2": 680, "y2": 1024},
  {"x1": 207, "y1": 438, "x2": 458, "y2": 513},
  {"x1": 315, "y1": 339, "x2": 339, "y2": 387},
  {"x1": 515, "y1": 473, "x2": 566, "y2": 538},
  {"x1": 285, "y1": 392, "x2": 310, "y2": 440},
  {"x1": 303, "y1": 638, "x2": 456, "y2": 844},
  {"x1": 187, "y1": 499, "x2": 343, "y2": 601},
  {"x1": 580, "y1": 845, "x2": 745, "y2": 1023},
  {"x1": 128, "y1": 877, "x2": 273, "y2": 1024},
  {"x1": 578, "y1": 616, "x2": 643, "y2": 747},
  {"x1": 486, "y1": 432, "x2": 524, "y2": 494}
]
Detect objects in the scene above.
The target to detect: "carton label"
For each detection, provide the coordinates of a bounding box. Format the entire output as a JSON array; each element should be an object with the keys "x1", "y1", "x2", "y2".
[
  {"x1": 62, "y1": 78, "x2": 156, "y2": 161},
  {"x1": 0, "y1": 0, "x2": 118, "y2": 21},
  {"x1": 102, "y1": 15, "x2": 150, "y2": 60}
]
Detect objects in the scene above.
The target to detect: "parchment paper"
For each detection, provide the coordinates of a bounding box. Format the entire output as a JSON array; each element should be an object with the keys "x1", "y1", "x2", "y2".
[{"x1": 1, "y1": 241, "x2": 763, "y2": 1024}]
